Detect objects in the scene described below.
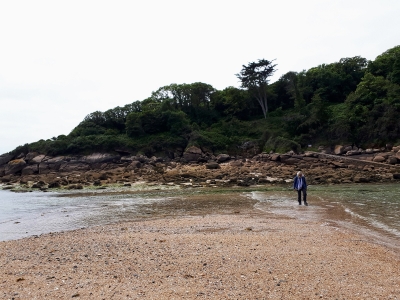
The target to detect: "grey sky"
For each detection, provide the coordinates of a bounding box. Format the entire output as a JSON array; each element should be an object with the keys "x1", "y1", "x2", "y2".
[{"x1": 1, "y1": 0, "x2": 400, "y2": 154}]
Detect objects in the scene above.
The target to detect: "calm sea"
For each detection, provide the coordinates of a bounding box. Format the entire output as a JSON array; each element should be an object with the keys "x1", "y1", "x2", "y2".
[
  {"x1": 0, "y1": 189, "x2": 166, "y2": 241},
  {"x1": 1, "y1": 184, "x2": 400, "y2": 246}
]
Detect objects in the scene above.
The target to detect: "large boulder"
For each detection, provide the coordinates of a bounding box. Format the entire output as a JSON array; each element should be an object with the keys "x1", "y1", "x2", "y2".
[
  {"x1": 24, "y1": 152, "x2": 39, "y2": 162},
  {"x1": 5, "y1": 159, "x2": 27, "y2": 175},
  {"x1": 334, "y1": 145, "x2": 345, "y2": 155},
  {"x1": 270, "y1": 154, "x2": 280, "y2": 161},
  {"x1": 392, "y1": 146, "x2": 400, "y2": 152},
  {"x1": 82, "y1": 153, "x2": 120, "y2": 164},
  {"x1": 216, "y1": 154, "x2": 230, "y2": 163},
  {"x1": 21, "y1": 165, "x2": 39, "y2": 175},
  {"x1": 39, "y1": 156, "x2": 66, "y2": 173},
  {"x1": 396, "y1": 150, "x2": 400, "y2": 160},
  {"x1": 373, "y1": 156, "x2": 386, "y2": 163},
  {"x1": 388, "y1": 156, "x2": 398, "y2": 165},
  {"x1": 205, "y1": 162, "x2": 220, "y2": 169},
  {"x1": 0, "y1": 154, "x2": 13, "y2": 166},
  {"x1": 183, "y1": 146, "x2": 202, "y2": 162},
  {"x1": 30, "y1": 154, "x2": 46, "y2": 165}
]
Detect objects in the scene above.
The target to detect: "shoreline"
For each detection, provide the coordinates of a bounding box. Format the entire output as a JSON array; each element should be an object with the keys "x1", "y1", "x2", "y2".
[{"x1": 1, "y1": 189, "x2": 400, "y2": 298}]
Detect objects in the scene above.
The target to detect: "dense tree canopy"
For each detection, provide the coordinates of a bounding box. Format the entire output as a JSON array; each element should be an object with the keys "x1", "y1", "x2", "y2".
[{"x1": 9, "y1": 45, "x2": 400, "y2": 157}]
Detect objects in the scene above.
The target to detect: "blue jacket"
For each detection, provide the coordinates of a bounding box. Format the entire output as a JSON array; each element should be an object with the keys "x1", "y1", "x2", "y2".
[{"x1": 293, "y1": 176, "x2": 307, "y2": 190}]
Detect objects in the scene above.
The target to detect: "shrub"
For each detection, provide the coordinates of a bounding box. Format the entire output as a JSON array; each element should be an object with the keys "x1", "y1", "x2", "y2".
[{"x1": 264, "y1": 136, "x2": 301, "y2": 153}]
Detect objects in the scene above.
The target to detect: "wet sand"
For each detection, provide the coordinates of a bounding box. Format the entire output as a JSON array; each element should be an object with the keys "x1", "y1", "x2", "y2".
[{"x1": 1, "y1": 192, "x2": 400, "y2": 299}]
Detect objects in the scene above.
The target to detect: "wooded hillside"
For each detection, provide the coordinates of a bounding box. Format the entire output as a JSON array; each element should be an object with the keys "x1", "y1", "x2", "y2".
[{"x1": 9, "y1": 46, "x2": 400, "y2": 158}]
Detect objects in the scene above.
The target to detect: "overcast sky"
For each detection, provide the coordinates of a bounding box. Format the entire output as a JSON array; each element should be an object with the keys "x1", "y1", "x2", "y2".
[{"x1": 1, "y1": 0, "x2": 399, "y2": 155}]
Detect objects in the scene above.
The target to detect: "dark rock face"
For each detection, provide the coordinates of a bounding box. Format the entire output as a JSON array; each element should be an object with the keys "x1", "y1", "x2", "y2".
[
  {"x1": 5, "y1": 159, "x2": 27, "y2": 175},
  {"x1": 183, "y1": 146, "x2": 202, "y2": 162},
  {"x1": 82, "y1": 153, "x2": 121, "y2": 164},
  {"x1": 270, "y1": 154, "x2": 280, "y2": 161},
  {"x1": 216, "y1": 154, "x2": 230, "y2": 163},
  {"x1": 25, "y1": 152, "x2": 39, "y2": 162},
  {"x1": 30, "y1": 155, "x2": 46, "y2": 165},
  {"x1": 21, "y1": 165, "x2": 39, "y2": 175},
  {"x1": 39, "y1": 156, "x2": 66, "y2": 174},
  {"x1": 388, "y1": 156, "x2": 398, "y2": 165},
  {"x1": 0, "y1": 154, "x2": 13, "y2": 166}
]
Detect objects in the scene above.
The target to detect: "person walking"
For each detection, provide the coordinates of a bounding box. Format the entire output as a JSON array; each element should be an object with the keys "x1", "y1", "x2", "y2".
[{"x1": 293, "y1": 171, "x2": 308, "y2": 206}]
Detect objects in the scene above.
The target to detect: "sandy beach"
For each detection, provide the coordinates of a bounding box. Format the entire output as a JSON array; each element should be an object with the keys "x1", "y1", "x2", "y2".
[{"x1": 1, "y1": 195, "x2": 400, "y2": 300}]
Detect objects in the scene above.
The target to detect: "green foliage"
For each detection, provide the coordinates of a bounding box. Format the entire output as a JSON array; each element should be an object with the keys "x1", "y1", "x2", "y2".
[
  {"x1": 125, "y1": 112, "x2": 144, "y2": 137},
  {"x1": 302, "y1": 56, "x2": 367, "y2": 104},
  {"x1": 368, "y1": 45, "x2": 400, "y2": 78},
  {"x1": 151, "y1": 82, "x2": 215, "y2": 112},
  {"x1": 188, "y1": 130, "x2": 231, "y2": 152},
  {"x1": 210, "y1": 87, "x2": 254, "y2": 119},
  {"x1": 8, "y1": 45, "x2": 400, "y2": 158},
  {"x1": 264, "y1": 136, "x2": 301, "y2": 153},
  {"x1": 236, "y1": 59, "x2": 277, "y2": 118},
  {"x1": 164, "y1": 110, "x2": 191, "y2": 135}
]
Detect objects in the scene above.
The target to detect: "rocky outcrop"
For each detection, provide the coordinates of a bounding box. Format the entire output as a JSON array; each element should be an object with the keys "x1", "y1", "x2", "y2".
[
  {"x1": 5, "y1": 159, "x2": 26, "y2": 175},
  {"x1": 1, "y1": 142, "x2": 400, "y2": 191},
  {"x1": 30, "y1": 154, "x2": 46, "y2": 165},
  {"x1": 183, "y1": 146, "x2": 203, "y2": 162},
  {"x1": 39, "y1": 156, "x2": 65, "y2": 174},
  {"x1": 0, "y1": 154, "x2": 13, "y2": 166},
  {"x1": 216, "y1": 154, "x2": 230, "y2": 163},
  {"x1": 82, "y1": 153, "x2": 121, "y2": 164},
  {"x1": 21, "y1": 165, "x2": 39, "y2": 175}
]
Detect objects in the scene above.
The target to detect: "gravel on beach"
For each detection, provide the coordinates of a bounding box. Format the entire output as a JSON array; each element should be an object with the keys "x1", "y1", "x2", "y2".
[{"x1": 1, "y1": 211, "x2": 400, "y2": 299}]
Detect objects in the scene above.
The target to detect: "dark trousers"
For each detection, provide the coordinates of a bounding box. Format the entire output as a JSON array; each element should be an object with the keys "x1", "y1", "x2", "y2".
[{"x1": 297, "y1": 188, "x2": 307, "y2": 204}]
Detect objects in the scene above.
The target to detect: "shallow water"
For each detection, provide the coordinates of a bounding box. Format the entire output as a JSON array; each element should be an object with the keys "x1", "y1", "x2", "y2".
[
  {"x1": 0, "y1": 190, "x2": 170, "y2": 241},
  {"x1": 251, "y1": 183, "x2": 400, "y2": 249},
  {"x1": 1, "y1": 184, "x2": 400, "y2": 246}
]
